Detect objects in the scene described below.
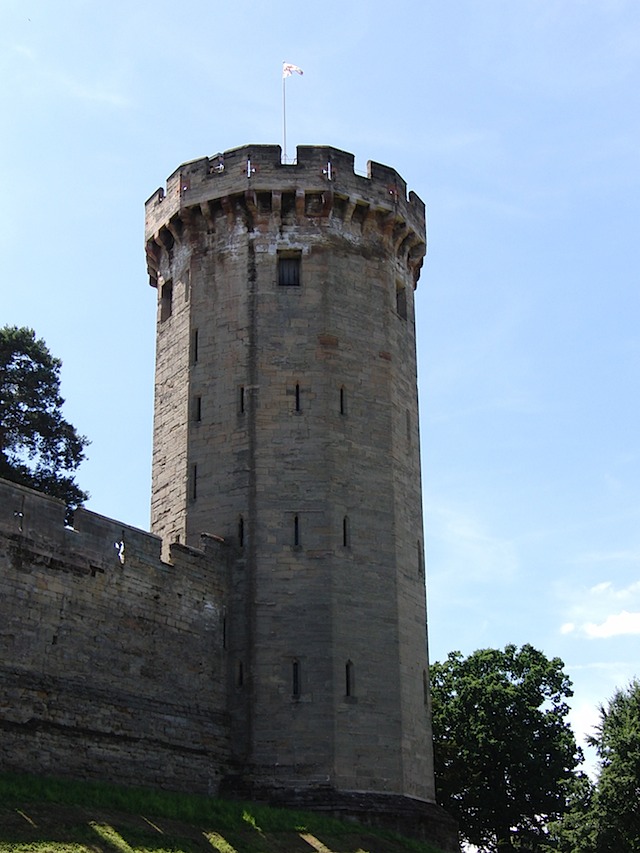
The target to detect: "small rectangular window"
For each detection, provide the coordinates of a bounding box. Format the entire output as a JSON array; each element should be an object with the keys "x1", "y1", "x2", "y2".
[
  {"x1": 239, "y1": 385, "x2": 245, "y2": 414},
  {"x1": 292, "y1": 659, "x2": 301, "y2": 698},
  {"x1": 191, "y1": 464, "x2": 198, "y2": 500},
  {"x1": 193, "y1": 396, "x2": 202, "y2": 422},
  {"x1": 160, "y1": 280, "x2": 173, "y2": 322},
  {"x1": 191, "y1": 328, "x2": 199, "y2": 363},
  {"x1": 343, "y1": 515, "x2": 350, "y2": 548},
  {"x1": 293, "y1": 514, "x2": 300, "y2": 547},
  {"x1": 278, "y1": 253, "x2": 301, "y2": 286},
  {"x1": 345, "y1": 660, "x2": 354, "y2": 697},
  {"x1": 396, "y1": 281, "x2": 407, "y2": 320}
]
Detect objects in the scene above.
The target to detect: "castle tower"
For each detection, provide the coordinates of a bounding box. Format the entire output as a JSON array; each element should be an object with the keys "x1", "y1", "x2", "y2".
[{"x1": 145, "y1": 145, "x2": 448, "y2": 835}]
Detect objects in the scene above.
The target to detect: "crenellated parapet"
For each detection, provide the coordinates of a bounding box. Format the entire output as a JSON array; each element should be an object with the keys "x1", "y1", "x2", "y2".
[
  {"x1": 0, "y1": 477, "x2": 228, "y2": 587},
  {"x1": 144, "y1": 144, "x2": 426, "y2": 288},
  {"x1": 0, "y1": 476, "x2": 231, "y2": 794}
]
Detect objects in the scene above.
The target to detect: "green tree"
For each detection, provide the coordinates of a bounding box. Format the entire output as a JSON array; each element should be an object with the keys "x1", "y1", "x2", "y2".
[
  {"x1": 548, "y1": 680, "x2": 640, "y2": 853},
  {"x1": 588, "y1": 679, "x2": 640, "y2": 852},
  {"x1": 545, "y1": 772, "x2": 597, "y2": 853},
  {"x1": 431, "y1": 644, "x2": 583, "y2": 852},
  {"x1": 0, "y1": 325, "x2": 89, "y2": 509}
]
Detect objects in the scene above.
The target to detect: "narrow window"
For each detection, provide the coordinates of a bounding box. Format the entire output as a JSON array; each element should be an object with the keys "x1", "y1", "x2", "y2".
[
  {"x1": 396, "y1": 281, "x2": 407, "y2": 320},
  {"x1": 193, "y1": 396, "x2": 202, "y2": 422},
  {"x1": 191, "y1": 464, "x2": 198, "y2": 500},
  {"x1": 295, "y1": 383, "x2": 301, "y2": 412},
  {"x1": 238, "y1": 515, "x2": 244, "y2": 548},
  {"x1": 345, "y1": 660, "x2": 354, "y2": 697},
  {"x1": 278, "y1": 252, "x2": 301, "y2": 286},
  {"x1": 183, "y1": 267, "x2": 191, "y2": 303},
  {"x1": 342, "y1": 515, "x2": 350, "y2": 548},
  {"x1": 292, "y1": 659, "x2": 301, "y2": 698},
  {"x1": 237, "y1": 661, "x2": 244, "y2": 687},
  {"x1": 340, "y1": 386, "x2": 346, "y2": 415},
  {"x1": 417, "y1": 540, "x2": 424, "y2": 576},
  {"x1": 293, "y1": 514, "x2": 300, "y2": 547},
  {"x1": 191, "y1": 328, "x2": 199, "y2": 363},
  {"x1": 239, "y1": 385, "x2": 245, "y2": 414},
  {"x1": 160, "y1": 280, "x2": 173, "y2": 321}
]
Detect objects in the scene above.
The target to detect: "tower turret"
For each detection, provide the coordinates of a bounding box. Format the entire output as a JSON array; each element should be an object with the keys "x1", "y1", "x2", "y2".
[{"x1": 145, "y1": 144, "x2": 454, "y2": 845}]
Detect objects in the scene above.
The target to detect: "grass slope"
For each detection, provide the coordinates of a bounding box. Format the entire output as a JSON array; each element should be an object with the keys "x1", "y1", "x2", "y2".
[{"x1": 0, "y1": 774, "x2": 447, "y2": 853}]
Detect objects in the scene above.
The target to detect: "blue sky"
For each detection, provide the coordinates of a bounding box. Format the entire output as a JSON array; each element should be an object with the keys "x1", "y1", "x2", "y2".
[{"x1": 2, "y1": 0, "x2": 639, "y2": 774}]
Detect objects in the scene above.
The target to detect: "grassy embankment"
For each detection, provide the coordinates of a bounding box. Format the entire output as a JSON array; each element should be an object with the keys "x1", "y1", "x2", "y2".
[{"x1": 0, "y1": 773, "x2": 448, "y2": 853}]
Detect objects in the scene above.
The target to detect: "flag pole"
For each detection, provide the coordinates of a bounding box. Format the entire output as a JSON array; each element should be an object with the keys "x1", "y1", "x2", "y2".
[
  {"x1": 282, "y1": 64, "x2": 287, "y2": 164},
  {"x1": 281, "y1": 63, "x2": 303, "y2": 165}
]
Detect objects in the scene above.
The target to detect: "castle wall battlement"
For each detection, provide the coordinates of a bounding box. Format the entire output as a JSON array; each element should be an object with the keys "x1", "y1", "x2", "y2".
[
  {"x1": 0, "y1": 478, "x2": 230, "y2": 794},
  {"x1": 145, "y1": 145, "x2": 426, "y2": 283},
  {"x1": 0, "y1": 478, "x2": 227, "y2": 576}
]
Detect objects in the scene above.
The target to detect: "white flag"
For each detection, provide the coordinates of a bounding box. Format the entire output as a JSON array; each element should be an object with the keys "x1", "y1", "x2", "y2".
[{"x1": 282, "y1": 62, "x2": 304, "y2": 78}]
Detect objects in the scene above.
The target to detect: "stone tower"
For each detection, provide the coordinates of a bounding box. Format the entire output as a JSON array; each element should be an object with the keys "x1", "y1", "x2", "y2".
[{"x1": 145, "y1": 144, "x2": 450, "y2": 839}]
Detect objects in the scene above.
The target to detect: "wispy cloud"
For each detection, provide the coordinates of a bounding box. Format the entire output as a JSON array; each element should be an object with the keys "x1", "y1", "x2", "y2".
[
  {"x1": 558, "y1": 579, "x2": 640, "y2": 638},
  {"x1": 584, "y1": 610, "x2": 640, "y2": 638}
]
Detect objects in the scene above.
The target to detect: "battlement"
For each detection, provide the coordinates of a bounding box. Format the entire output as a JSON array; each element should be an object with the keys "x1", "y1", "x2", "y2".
[
  {"x1": 0, "y1": 477, "x2": 227, "y2": 580},
  {"x1": 0, "y1": 476, "x2": 231, "y2": 794},
  {"x1": 145, "y1": 144, "x2": 425, "y2": 253}
]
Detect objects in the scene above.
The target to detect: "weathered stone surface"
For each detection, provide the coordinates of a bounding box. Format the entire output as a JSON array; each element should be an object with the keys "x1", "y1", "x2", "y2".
[
  {"x1": 0, "y1": 144, "x2": 458, "y2": 851},
  {"x1": 147, "y1": 143, "x2": 437, "y2": 807},
  {"x1": 0, "y1": 479, "x2": 230, "y2": 795}
]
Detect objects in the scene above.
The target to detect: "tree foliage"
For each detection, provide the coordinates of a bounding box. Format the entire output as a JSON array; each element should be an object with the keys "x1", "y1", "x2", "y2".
[
  {"x1": 431, "y1": 644, "x2": 583, "y2": 852},
  {"x1": 544, "y1": 772, "x2": 597, "y2": 852},
  {"x1": 0, "y1": 325, "x2": 89, "y2": 509},
  {"x1": 548, "y1": 679, "x2": 640, "y2": 853},
  {"x1": 587, "y1": 679, "x2": 640, "y2": 852}
]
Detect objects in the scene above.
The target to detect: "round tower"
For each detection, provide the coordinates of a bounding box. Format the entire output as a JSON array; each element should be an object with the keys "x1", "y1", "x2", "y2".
[{"x1": 145, "y1": 144, "x2": 453, "y2": 842}]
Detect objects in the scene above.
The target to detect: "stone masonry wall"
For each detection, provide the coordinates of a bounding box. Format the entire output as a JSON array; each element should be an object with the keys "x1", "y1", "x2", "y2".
[
  {"x1": 0, "y1": 478, "x2": 230, "y2": 794},
  {"x1": 144, "y1": 144, "x2": 434, "y2": 802}
]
